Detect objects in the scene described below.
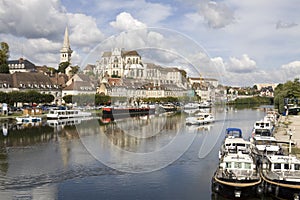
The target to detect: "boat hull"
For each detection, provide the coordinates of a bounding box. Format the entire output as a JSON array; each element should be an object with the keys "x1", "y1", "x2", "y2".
[
  {"x1": 261, "y1": 172, "x2": 300, "y2": 199},
  {"x1": 212, "y1": 175, "x2": 262, "y2": 198},
  {"x1": 102, "y1": 107, "x2": 155, "y2": 117}
]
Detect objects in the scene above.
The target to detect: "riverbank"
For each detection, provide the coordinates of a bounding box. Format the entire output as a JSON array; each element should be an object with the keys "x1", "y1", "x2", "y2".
[{"x1": 274, "y1": 115, "x2": 300, "y2": 156}]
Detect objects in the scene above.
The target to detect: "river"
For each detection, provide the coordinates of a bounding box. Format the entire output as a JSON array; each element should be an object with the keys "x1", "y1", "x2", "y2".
[{"x1": 0, "y1": 105, "x2": 272, "y2": 200}]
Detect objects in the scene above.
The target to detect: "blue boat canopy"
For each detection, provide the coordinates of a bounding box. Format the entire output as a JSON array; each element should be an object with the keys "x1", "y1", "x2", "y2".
[{"x1": 225, "y1": 128, "x2": 242, "y2": 138}]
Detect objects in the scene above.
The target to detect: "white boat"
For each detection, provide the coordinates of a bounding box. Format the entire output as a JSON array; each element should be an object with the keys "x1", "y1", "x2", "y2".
[
  {"x1": 261, "y1": 154, "x2": 300, "y2": 199},
  {"x1": 250, "y1": 136, "x2": 282, "y2": 158},
  {"x1": 16, "y1": 116, "x2": 42, "y2": 123},
  {"x1": 183, "y1": 102, "x2": 200, "y2": 109},
  {"x1": 252, "y1": 119, "x2": 274, "y2": 135},
  {"x1": 199, "y1": 101, "x2": 212, "y2": 108},
  {"x1": 46, "y1": 109, "x2": 92, "y2": 119},
  {"x1": 212, "y1": 151, "x2": 262, "y2": 198},
  {"x1": 219, "y1": 137, "x2": 251, "y2": 159},
  {"x1": 185, "y1": 112, "x2": 214, "y2": 125}
]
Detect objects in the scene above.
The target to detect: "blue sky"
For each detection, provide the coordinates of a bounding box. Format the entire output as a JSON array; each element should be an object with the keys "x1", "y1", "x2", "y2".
[{"x1": 1, "y1": 0, "x2": 300, "y2": 86}]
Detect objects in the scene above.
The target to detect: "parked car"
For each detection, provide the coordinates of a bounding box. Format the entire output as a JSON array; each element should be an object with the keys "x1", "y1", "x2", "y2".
[{"x1": 288, "y1": 107, "x2": 300, "y2": 115}]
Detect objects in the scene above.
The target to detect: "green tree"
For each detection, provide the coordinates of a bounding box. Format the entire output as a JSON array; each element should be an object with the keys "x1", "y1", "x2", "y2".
[
  {"x1": 0, "y1": 42, "x2": 9, "y2": 73},
  {"x1": 58, "y1": 61, "x2": 70, "y2": 73}
]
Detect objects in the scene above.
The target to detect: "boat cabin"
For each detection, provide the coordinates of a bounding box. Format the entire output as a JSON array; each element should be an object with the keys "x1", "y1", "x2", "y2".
[
  {"x1": 264, "y1": 155, "x2": 300, "y2": 172},
  {"x1": 251, "y1": 136, "x2": 280, "y2": 155},
  {"x1": 220, "y1": 153, "x2": 256, "y2": 173}
]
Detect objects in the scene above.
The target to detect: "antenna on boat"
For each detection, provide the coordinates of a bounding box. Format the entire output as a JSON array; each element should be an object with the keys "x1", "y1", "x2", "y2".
[{"x1": 288, "y1": 128, "x2": 293, "y2": 170}]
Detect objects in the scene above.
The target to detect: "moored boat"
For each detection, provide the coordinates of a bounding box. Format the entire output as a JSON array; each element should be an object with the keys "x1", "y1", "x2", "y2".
[
  {"x1": 224, "y1": 127, "x2": 243, "y2": 139},
  {"x1": 219, "y1": 137, "x2": 251, "y2": 159},
  {"x1": 185, "y1": 112, "x2": 214, "y2": 125},
  {"x1": 261, "y1": 154, "x2": 300, "y2": 199},
  {"x1": 46, "y1": 109, "x2": 92, "y2": 119},
  {"x1": 212, "y1": 151, "x2": 263, "y2": 198},
  {"x1": 102, "y1": 106, "x2": 155, "y2": 117}
]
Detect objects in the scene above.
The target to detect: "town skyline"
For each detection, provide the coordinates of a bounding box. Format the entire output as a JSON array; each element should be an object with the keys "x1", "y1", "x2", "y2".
[{"x1": 1, "y1": 0, "x2": 300, "y2": 86}]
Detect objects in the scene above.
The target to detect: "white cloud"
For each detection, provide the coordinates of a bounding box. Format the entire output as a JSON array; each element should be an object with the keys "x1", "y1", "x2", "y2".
[
  {"x1": 226, "y1": 54, "x2": 257, "y2": 73},
  {"x1": 96, "y1": 0, "x2": 172, "y2": 26},
  {"x1": 0, "y1": 0, "x2": 67, "y2": 39},
  {"x1": 198, "y1": 1, "x2": 235, "y2": 29},
  {"x1": 67, "y1": 13, "x2": 105, "y2": 47},
  {"x1": 110, "y1": 12, "x2": 147, "y2": 31}
]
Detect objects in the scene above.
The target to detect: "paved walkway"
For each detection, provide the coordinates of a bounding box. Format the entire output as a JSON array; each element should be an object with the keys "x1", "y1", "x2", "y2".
[{"x1": 274, "y1": 115, "x2": 300, "y2": 149}]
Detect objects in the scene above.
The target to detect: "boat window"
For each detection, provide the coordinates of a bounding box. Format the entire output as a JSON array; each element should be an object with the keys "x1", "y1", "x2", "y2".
[
  {"x1": 234, "y1": 162, "x2": 242, "y2": 169},
  {"x1": 244, "y1": 163, "x2": 251, "y2": 169},
  {"x1": 225, "y1": 162, "x2": 232, "y2": 168},
  {"x1": 274, "y1": 163, "x2": 281, "y2": 170},
  {"x1": 284, "y1": 164, "x2": 290, "y2": 170},
  {"x1": 295, "y1": 164, "x2": 300, "y2": 170}
]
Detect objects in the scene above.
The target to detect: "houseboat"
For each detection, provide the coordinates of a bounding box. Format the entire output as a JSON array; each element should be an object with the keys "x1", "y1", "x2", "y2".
[
  {"x1": 185, "y1": 112, "x2": 214, "y2": 125},
  {"x1": 212, "y1": 151, "x2": 262, "y2": 198},
  {"x1": 102, "y1": 106, "x2": 155, "y2": 117},
  {"x1": 261, "y1": 154, "x2": 300, "y2": 199},
  {"x1": 46, "y1": 109, "x2": 92, "y2": 119}
]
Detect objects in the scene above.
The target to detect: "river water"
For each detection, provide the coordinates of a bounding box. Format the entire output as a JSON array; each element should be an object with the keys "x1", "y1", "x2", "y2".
[{"x1": 0, "y1": 106, "x2": 272, "y2": 200}]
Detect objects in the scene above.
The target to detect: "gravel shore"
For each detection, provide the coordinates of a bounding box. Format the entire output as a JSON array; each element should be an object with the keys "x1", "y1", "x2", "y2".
[{"x1": 274, "y1": 115, "x2": 300, "y2": 156}]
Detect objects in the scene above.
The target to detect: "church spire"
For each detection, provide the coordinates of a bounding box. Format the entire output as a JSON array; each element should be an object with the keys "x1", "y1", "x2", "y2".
[{"x1": 60, "y1": 26, "x2": 73, "y2": 63}]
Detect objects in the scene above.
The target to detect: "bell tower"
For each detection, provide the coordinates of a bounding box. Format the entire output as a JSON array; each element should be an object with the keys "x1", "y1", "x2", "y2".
[{"x1": 60, "y1": 26, "x2": 73, "y2": 63}]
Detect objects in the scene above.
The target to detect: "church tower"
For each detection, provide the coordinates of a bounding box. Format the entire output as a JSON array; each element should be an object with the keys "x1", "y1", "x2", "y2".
[{"x1": 60, "y1": 27, "x2": 73, "y2": 63}]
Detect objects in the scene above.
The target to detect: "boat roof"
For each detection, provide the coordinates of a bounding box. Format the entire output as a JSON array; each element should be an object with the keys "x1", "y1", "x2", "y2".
[
  {"x1": 225, "y1": 128, "x2": 242, "y2": 138},
  {"x1": 253, "y1": 136, "x2": 277, "y2": 141},
  {"x1": 224, "y1": 138, "x2": 250, "y2": 145},
  {"x1": 222, "y1": 152, "x2": 253, "y2": 163},
  {"x1": 267, "y1": 155, "x2": 300, "y2": 164}
]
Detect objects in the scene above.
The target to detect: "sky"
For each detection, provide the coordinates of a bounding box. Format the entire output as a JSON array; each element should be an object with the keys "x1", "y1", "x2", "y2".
[{"x1": 1, "y1": 0, "x2": 300, "y2": 86}]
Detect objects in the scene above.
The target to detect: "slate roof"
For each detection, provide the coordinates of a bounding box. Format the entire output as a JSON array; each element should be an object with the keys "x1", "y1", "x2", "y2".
[{"x1": 8, "y1": 58, "x2": 36, "y2": 70}]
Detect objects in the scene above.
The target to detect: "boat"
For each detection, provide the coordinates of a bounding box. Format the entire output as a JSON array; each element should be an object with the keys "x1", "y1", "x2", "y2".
[
  {"x1": 102, "y1": 106, "x2": 155, "y2": 117},
  {"x1": 199, "y1": 101, "x2": 212, "y2": 108},
  {"x1": 46, "y1": 109, "x2": 92, "y2": 119},
  {"x1": 219, "y1": 137, "x2": 251, "y2": 159},
  {"x1": 261, "y1": 154, "x2": 300, "y2": 199},
  {"x1": 212, "y1": 151, "x2": 263, "y2": 198},
  {"x1": 252, "y1": 118, "x2": 274, "y2": 136},
  {"x1": 16, "y1": 115, "x2": 42, "y2": 123},
  {"x1": 185, "y1": 112, "x2": 214, "y2": 125},
  {"x1": 159, "y1": 103, "x2": 178, "y2": 112},
  {"x1": 250, "y1": 135, "x2": 283, "y2": 166},
  {"x1": 183, "y1": 102, "x2": 200, "y2": 110},
  {"x1": 224, "y1": 128, "x2": 243, "y2": 139}
]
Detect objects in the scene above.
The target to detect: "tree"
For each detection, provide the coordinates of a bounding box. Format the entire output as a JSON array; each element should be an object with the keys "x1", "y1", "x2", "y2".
[
  {"x1": 58, "y1": 61, "x2": 70, "y2": 73},
  {"x1": 0, "y1": 42, "x2": 9, "y2": 73}
]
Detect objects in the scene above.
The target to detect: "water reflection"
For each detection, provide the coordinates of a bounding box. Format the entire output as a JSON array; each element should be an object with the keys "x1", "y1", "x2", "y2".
[{"x1": 0, "y1": 106, "x2": 272, "y2": 199}]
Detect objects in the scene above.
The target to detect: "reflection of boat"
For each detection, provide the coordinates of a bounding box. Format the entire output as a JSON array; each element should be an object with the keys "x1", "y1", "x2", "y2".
[
  {"x1": 185, "y1": 112, "x2": 214, "y2": 125},
  {"x1": 16, "y1": 116, "x2": 42, "y2": 123},
  {"x1": 47, "y1": 117, "x2": 93, "y2": 127},
  {"x1": 212, "y1": 152, "x2": 262, "y2": 198},
  {"x1": 261, "y1": 154, "x2": 300, "y2": 199},
  {"x1": 186, "y1": 124, "x2": 212, "y2": 131},
  {"x1": 46, "y1": 109, "x2": 92, "y2": 119}
]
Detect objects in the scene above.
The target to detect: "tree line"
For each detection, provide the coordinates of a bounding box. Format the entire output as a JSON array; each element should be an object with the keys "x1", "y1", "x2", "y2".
[
  {"x1": 0, "y1": 91, "x2": 54, "y2": 107},
  {"x1": 274, "y1": 78, "x2": 300, "y2": 114}
]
